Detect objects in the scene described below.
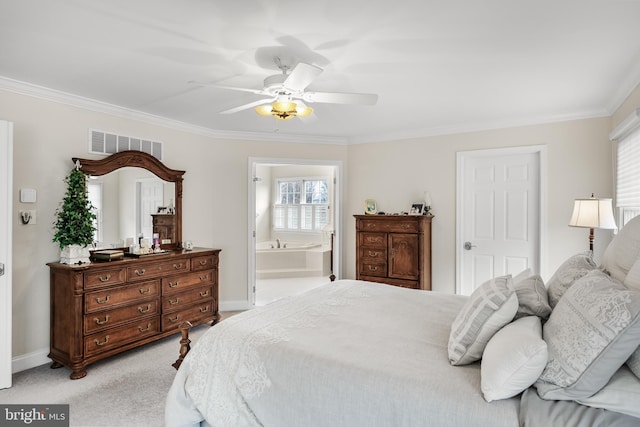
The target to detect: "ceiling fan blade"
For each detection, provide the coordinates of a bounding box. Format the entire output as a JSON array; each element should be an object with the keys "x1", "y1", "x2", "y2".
[
  {"x1": 219, "y1": 98, "x2": 275, "y2": 114},
  {"x1": 283, "y1": 63, "x2": 323, "y2": 92},
  {"x1": 188, "y1": 80, "x2": 266, "y2": 96},
  {"x1": 302, "y1": 91, "x2": 378, "y2": 105}
]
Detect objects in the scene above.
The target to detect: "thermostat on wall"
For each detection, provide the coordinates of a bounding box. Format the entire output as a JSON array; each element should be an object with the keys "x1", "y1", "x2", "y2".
[{"x1": 20, "y1": 188, "x2": 37, "y2": 203}]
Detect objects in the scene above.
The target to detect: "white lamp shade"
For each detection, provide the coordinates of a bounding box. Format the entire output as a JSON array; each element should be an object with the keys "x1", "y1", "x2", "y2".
[
  {"x1": 424, "y1": 191, "x2": 432, "y2": 207},
  {"x1": 569, "y1": 198, "x2": 617, "y2": 230}
]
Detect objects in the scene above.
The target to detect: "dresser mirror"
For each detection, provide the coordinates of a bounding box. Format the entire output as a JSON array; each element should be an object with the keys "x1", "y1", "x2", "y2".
[{"x1": 72, "y1": 151, "x2": 185, "y2": 250}]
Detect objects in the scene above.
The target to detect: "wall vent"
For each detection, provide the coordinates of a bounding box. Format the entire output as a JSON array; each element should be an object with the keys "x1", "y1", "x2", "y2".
[{"x1": 89, "y1": 129, "x2": 163, "y2": 160}]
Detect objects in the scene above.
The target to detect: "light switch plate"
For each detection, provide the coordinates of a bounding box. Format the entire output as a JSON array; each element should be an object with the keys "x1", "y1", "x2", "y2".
[{"x1": 20, "y1": 188, "x2": 37, "y2": 203}]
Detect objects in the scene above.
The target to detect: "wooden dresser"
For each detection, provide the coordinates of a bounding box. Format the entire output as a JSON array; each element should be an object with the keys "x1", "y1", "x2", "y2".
[
  {"x1": 47, "y1": 247, "x2": 220, "y2": 379},
  {"x1": 355, "y1": 215, "x2": 432, "y2": 290}
]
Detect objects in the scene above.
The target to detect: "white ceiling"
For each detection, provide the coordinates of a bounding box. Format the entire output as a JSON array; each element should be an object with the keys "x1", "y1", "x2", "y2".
[{"x1": 1, "y1": 0, "x2": 640, "y2": 144}]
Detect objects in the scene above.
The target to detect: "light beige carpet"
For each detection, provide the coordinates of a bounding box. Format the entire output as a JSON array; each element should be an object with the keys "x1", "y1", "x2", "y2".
[{"x1": 0, "y1": 315, "x2": 238, "y2": 426}]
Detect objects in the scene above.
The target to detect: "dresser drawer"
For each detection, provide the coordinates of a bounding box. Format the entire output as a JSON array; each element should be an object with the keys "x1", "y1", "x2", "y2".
[
  {"x1": 84, "y1": 318, "x2": 160, "y2": 357},
  {"x1": 83, "y1": 299, "x2": 159, "y2": 334},
  {"x1": 359, "y1": 232, "x2": 387, "y2": 248},
  {"x1": 85, "y1": 280, "x2": 160, "y2": 313},
  {"x1": 84, "y1": 267, "x2": 127, "y2": 289},
  {"x1": 360, "y1": 219, "x2": 419, "y2": 233},
  {"x1": 153, "y1": 215, "x2": 175, "y2": 226},
  {"x1": 162, "y1": 270, "x2": 215, "y2": 294},
  {"x1": 162, "y1": 301, "x2": 213, "y2": 331},
  {"x1": 127, "y1": 259, "x2": 191, "y2": 281},
  {"x1": 358, "y1": 261, "x2": 388, "y2": 277},
  {"x1": 359, "y1": 247, "x2": 387, "y2": 262},
  {"x1": 191, "y1": 254, "x2": 218, "y2": 271},
  {"x1": 162, "y1": 285, "x2": 213, "y2": 312}
]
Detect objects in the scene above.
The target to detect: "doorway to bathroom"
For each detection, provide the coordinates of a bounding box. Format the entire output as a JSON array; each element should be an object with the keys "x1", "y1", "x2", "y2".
[{"x1": 248, "y1": 158, "x2": 342, "y2": 306}]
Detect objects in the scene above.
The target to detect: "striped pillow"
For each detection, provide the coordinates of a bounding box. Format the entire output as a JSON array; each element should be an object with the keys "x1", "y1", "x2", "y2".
[{"x1": 448, "y1": 275, "x2": 518, "y2": 366}]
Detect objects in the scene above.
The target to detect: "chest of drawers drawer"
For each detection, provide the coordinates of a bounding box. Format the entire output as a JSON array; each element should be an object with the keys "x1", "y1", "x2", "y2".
[
  {"x1": 359, "y1": 232, "x2": 387, "y2": 248},
  {"x1": 84, "y1": 318, "x2": 160, "y2": 357},
  {"x1": 359, "y1": 219, "x2": 419, "y2": 233},
  {"x1": 162, "y1": 301, "x2": 213, "y2": 332},
  {"x1": 84, "y1": 299, "x2": 159, "y2": 334},
  {"x1": 358, "y1": 261, "x2": 388, "y2": 277},
  {"x1": 84, "y1": 267, "x2": 127, "y2": 289},
  {"x1": 358, "y1": 247, "x2": 387, "y2": 262},
  {"x1": 127, "y1": 259, "x2": 191, "y2": 282},
  {"x1": 191, "y1": 254, "x2": 217, "y2": 271},
  {"x1": 163, "y1": 285, "x2": 213, "y2": 312},
  {"x1": 85, "y1": 280, "x2": 160, "y2": 313},
  {"x1": 162, "y1": 270, "x2": 215, "y2": 294}
]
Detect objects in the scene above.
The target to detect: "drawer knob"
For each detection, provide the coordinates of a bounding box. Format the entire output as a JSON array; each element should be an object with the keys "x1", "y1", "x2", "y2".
[
  {"x1": 199, "y1": 275, "x2": 208, "y2": 282},
  {"x1": 138, "y1": 304, "x2": 152, "y2": 313},
  {"x1": 168, "y1": 298, "x2": 180, "y2": 305},
  {"x1": 173, "y1": 263, "x2": 183, "y2": 270},
  {"x1": 199, "y1": 290, "x2": 209, "y2": 297},
  {"x1": 366, "y1": 223, "x2": 377, "y2": 229},
  {"x1": 169, "y1": 315, "x2": 180, "y2": 323},
  {"x1": 168, "y1": 281, "x2": 179, "y2": 288},
  {"x1": 134, "y1": 269, "x2": 146, "y2": 276},
  {"x1": 93, "y1": 315, "x2": 110, "y2": 325},
  {"x1": 139, "y1": 287, "x2": 151, "y2": 295},
  {"x1": 95, "y1": 295, "x2": 110, "y2": 304},
  {"x1": 98, "y1": 274, "x2": 111, "y2": 282},
  {"x1": 94, "y1": 336, "x2": 110, "y2": 346},
  {"x1": 198, "y1": 260, "x2": 208, "y2": 266},
  {"x1": 368, "y1": 251, "x2": 380, "y2": 257},
  {"x1": 368, "y1": 265, "x2": 379, "y2": 272},
  {"x1": 200, "y1": 306, "x2": 209, "y2": 313},
  {"x1": 138, "y1": 323, "x2": 151, "y2": 333}
]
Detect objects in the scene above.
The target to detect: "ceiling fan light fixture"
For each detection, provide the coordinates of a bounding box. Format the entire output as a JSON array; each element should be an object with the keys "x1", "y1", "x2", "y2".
[
  {"x1": 296, "y1": 105, "x2": 313, "y2": 117},
  {"x1": 255, "y1": 105, "x2": 273, "y2": 116}
]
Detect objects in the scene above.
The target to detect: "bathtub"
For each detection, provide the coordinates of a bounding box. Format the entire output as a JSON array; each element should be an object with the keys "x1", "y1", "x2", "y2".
[{"x1": 256, "y1": 241, "x2": 331, "y2": 279}]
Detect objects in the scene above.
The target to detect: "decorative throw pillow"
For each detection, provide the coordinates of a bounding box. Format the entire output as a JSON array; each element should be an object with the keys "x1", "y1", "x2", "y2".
[
  {"x1": 481, "y1": 316, "x2": 548, "y2": 402},
  {"x1": 577, "y1": 366, "x2": 640, "y2": 418},
  {"x1": 628, "y1": 347, "x2": 640, "y2": 380},
  {"x1": 601, "y1": 215, "x2": 640, "y2": 284},
  {"x1": 448, "y1": 275, "x2": 518, "y2": 366},
  {"x1": 623, "y1": 259, "x2": 640, "y2": 292},
  {"x1": 513, "y1": 274, "x2": 551, "y2": 320},
  {"x1": 535, "y1": 270, "x2": 640, "y2": 400},
  {"x1": 546, "y1": 251, "x2": 596, "y2": 308}
]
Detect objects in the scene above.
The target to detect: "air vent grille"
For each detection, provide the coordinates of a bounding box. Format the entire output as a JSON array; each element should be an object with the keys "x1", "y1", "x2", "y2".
[{"x1": 89, "y1": 129, "x2": 162, "y2": 160}]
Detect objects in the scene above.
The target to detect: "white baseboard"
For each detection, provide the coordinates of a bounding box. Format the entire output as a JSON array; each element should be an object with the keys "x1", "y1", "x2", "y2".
[
  {"x1": 11, "y1": 300, "x2": 250, "y2": 374},
  {"x1": 12, "y1": 347, "x2": 50, "y2": 373},
  {"x1": 220, "y1": 300, "x2": 251, "y2": 312}
]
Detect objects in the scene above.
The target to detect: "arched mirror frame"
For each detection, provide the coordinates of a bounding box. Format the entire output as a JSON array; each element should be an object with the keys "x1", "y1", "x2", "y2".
[{"x1": 72, "y1": 150, "x2": 185, "y2": 250}]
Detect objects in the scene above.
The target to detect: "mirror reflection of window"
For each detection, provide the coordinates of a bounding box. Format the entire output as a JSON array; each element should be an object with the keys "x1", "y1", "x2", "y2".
[{"x1": 88, "y1": 180, "x2": 103, "y2": 244}]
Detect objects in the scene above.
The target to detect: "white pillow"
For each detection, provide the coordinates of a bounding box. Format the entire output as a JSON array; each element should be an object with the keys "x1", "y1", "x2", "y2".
[
  {"x1": 513, "y1": 274, "x2": 551, "y2": 320},
  {"x1": 535, "y1": 270, "x2": 640, "y2": 400},
  {"x1": 624, "y1": 259, "x2": 640, "y2": 291},
  {"x1": 577, "y1": 366, "x2": 640, "y2": 418},
  {"x1": 546, "y1": 251, "x2": 597, "y2": 308},
  {"x1": 448, "y1": 275, "x2": 518, "y2": 366},
  {"x1": 602, "y1": 215, "x2": 640, "y2": 284},
  {"x1": 481, "y1": 316, "x2": 548, "y2": 402}
]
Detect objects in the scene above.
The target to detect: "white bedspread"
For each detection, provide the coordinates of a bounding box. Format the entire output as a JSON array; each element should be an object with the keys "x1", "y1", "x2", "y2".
[{"x1": 166, "y1": 279, "x2": 520, "y2": 427}]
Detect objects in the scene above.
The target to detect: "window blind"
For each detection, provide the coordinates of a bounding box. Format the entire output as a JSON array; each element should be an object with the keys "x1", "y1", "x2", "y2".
[{"x1": 616, "y1": 126, "x2": 640, "y2": 207}]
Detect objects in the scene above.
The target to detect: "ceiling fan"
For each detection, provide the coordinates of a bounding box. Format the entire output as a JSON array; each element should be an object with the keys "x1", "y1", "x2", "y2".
[{"x1": 192, "y1": 57, "x2": 378, "y2": 121}]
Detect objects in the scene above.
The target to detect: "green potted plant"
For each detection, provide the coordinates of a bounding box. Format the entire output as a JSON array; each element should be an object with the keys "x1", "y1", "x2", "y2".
[{"x1": 53, "y1": 162, "x2": 96, "y2": 264}]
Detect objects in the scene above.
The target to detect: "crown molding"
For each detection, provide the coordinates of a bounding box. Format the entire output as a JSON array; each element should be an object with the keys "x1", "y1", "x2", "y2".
[{"x1": 0, "y1": 76, "x2": 348, "y2": 145}]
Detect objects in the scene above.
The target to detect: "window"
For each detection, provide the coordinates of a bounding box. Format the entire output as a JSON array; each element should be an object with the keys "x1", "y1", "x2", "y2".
[
  {"x1": 613, "y1": 111, "x2": 640, "y2": 227},
  {"x1": 274, "y1": 178, "x2": 329, "y2": 231},
  {"x1": 87, "y1": 180, "x2": 103, "y2": 243}
]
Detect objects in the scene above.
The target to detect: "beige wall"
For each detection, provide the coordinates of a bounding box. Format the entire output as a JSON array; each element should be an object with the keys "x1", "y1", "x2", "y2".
[
  {"x1": 345, "y1": 118, "x2": 614, "y2": 293},
  {"x1": 612, "y1": 82, "x2": 640, "y2": 129},
  {"x1": 1, "y1": 85, "x2": 628, "y2": 368}
]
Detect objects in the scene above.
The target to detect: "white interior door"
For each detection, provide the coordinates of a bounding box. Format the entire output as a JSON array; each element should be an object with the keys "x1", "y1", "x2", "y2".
[
  {"x1": 0, "y1": 120, "x2": 13, "y2": 389},
  {"x1": 137, "y1": 179, "x2": 163, "y2": 240},
  {"x1": 457, "y1": 147, "x2": 543, "y2": 295}
]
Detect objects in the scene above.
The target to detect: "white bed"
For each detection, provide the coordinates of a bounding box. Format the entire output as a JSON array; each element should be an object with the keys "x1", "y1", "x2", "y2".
[{"x1": 166, "y1": 217, "x2": 640, "y2": 427}]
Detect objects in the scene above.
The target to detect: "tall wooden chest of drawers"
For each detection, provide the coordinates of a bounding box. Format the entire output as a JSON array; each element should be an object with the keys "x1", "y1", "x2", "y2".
[
  {"x1": 47, "y1": 247, "x2": 220, "y2": 379},
  {"x1": 355, "y1": 215, "x2": 432, "y2": 290},
  {"x1": 152, "y1": 213, "x2": 176, "y2": 245}
]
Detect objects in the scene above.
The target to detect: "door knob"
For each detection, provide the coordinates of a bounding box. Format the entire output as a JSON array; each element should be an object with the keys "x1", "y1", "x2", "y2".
[{"x1": 464, "y1": 242, "x2": 476, "y2": 250}]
